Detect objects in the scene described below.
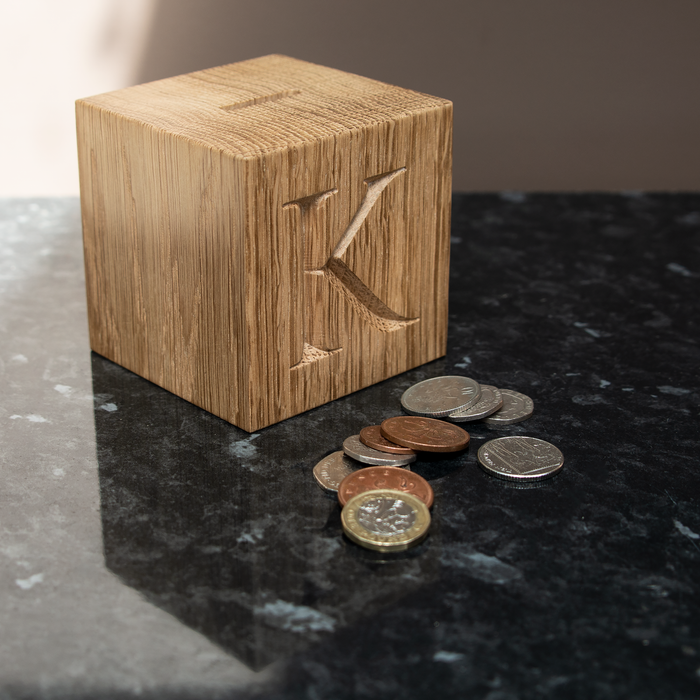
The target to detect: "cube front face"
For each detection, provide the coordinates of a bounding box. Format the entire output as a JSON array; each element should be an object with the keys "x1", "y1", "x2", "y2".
[{"x1": 77, "y1": 55, "x2": 452, "y2": 432}]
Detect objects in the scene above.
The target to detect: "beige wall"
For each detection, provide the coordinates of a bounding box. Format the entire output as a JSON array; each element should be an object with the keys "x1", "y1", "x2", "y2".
[
  {"x1": 0, "y1": 0, "x2": 157, "y2": 196},
  {"x1": 2, "y1": 0, "x2": 696, "y2": 194},
  {"x1": 137, "y1": 0, "x2": 700, "y2": 192}
]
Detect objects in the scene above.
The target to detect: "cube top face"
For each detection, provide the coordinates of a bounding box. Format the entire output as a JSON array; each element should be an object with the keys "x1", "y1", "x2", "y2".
[
  {"x1": 78, "y1": 54, "x2": 451, "y2": 158},
  {"x1": 77, "y1": 56, "x2": 452, "y2": 432}
]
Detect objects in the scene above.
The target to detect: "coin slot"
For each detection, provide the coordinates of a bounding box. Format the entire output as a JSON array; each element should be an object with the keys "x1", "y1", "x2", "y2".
[{"x1": 220, "y1": 89, "x2": 301, "y2": 112}]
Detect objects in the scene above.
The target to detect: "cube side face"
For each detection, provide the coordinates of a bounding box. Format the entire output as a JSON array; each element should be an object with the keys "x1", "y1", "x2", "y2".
[
  {"x1": 77, "y1": 101, "x2": 249, "y2": 426},
  {"x1": 242, "y1": 103, "x2": 453, "y2": 430}
]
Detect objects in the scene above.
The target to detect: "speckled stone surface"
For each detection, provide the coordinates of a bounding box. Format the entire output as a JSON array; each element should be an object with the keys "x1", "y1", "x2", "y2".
[{"x1": 1, "y1": 194, "x2": 699, "y2": 699}]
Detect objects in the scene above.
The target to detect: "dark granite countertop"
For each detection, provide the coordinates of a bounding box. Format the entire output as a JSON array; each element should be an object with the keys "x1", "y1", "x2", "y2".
[{"x1": 1, "y1": 194, "x2": 698, "y2": 699}]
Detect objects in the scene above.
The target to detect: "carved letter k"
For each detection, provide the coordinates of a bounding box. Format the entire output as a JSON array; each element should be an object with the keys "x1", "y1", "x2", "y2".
[{"x1": 284, "y1": 167, "x2": 418, "y2": 368}]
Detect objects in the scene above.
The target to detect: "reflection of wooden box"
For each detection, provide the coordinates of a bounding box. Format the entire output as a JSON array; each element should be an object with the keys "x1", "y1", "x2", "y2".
[{"x1": 76, "y1": 55, "x2": 452, "y2": 432}]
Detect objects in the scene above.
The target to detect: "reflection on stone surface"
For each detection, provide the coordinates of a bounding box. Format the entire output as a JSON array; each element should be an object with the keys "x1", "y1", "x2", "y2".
[
  {"x1": 80, "y1": 193, "x2": 700, "y2": 697},
  {"x1": 92, "y1": 353, "x2": 442, "y2": 670}
]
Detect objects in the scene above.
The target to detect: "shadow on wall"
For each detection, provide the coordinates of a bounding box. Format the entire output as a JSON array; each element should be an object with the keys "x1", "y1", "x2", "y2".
[{"x1": 134, "y1": 0, "x2": 700, "y2": 191}]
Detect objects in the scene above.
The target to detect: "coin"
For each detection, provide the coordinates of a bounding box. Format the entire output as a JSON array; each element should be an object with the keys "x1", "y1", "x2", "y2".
[
  {"x1": 343, "y1": 435, "x2": 416, "y2": 467},
  {"x1": 338, "y1": 466, "x2": 434, "y2": 508},
  {"x1": 477, "y1": 436, "x2": 564, "y2": 481},
  {"x1": 448, "y1": 384, "x2": 503, "y2": 422},
  {"x1": 313, "y1": 451, "x2": 360, "y2": 493},
  {"x1": 380, "y1": 416, "x2": 470, "y2": 453},
  {"x1": 482, "y1": 388, "x2": 534, "y2": 426},
  {"x1": 400, "y1": 376, "x2": 481, "y2": 417},
  {"x1": 359, "y1": 425, "x2": 416, "y2": 455},
  {"x1": 341, "y1": 489, "x2": 431, "y2": 552}
]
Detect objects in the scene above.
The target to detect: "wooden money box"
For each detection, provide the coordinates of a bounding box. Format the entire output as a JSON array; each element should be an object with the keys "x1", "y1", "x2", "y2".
[{"x1": 76, "y1": 55, "x2": 452, "y2": 432}]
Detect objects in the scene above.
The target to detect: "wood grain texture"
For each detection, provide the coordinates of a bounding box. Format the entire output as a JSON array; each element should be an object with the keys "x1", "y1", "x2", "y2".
[{"x1": 77, "y1": 55, "x2": 452, "y2": 431}]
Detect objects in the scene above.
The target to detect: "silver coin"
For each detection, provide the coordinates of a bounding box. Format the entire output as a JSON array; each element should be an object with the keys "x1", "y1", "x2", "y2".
[
  {"x1": 448, "y1": 384, "x2": 503, "y2": 422},
  {"x1": 313, "y1": 451, "x2": 360, "y2": 493},
  {"x1": 343, "y1": 435, "x2": 416, "y2": 467},
  {"x1": 357, "y1": 497, "x2": 417, "y2": 535},
  {"x1": 400, "y1": 376, "x2": 481, "y2": 417},
  {"x1": 477, "y1": 436, "x2": 564, "y2": 481},
  {"x1": 482, "y1": 388, "x2": 534, "y2": 426}
]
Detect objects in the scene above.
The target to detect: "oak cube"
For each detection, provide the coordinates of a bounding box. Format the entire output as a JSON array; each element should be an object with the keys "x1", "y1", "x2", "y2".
[{"x1": 77, "y1": 55, "x2": 452, "y2": 432}]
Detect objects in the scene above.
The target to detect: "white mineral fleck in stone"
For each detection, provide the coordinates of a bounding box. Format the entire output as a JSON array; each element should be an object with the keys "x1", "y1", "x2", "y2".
[
  {"x1": 256, "y1": 600, "x2": 336, "y2": 633},
  {"x1": 658, "y1": 386, "x2": 691, "y2": 396},
  {"x1": 434, "y1": 651, "x2": 465, "y2": 663},
  {"x1": 666, "y1": 262, "x2": 693, "y2": 277},
  {"x1": 16, "y1": 573, "x2": 43, "y2": 590},
  {"x1": 228, "y1": 433, "x2": 260, "y2": 459},
  {"x1": 455, "y1": 355, "x2": 472, "y2": 368},
  {"x1": 674, "y1": 520, "x2": 700, "y2": 540}
]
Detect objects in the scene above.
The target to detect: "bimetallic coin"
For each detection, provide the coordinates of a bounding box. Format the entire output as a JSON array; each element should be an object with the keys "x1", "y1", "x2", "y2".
[
  {"x1": 380, "y1": 416, "x2": 470, "y2": 453},
  {"x1": 359, "y1": 425, "x2": 416, "y2": 455},
  {"x1": 338, "y1": 466, "x2": 434, "y2": 508},
  {"x1": 400, "y1": 376, "x2": 481, "y2": 417},
  {"x1": 343, "y1": 435, "x2": 416, "y2": 467},
  {"x1": 448, "y1": 384, "x2": 503, "y2": 422},
  {"x1": 313, "y1": 451, "x2": 360, "y2": 493},
  {"x1": 482, "y1": 389, "x2": 534, "y2": 426},
  {"x1": 477, "y1": 436, "x2": 564, "y2": 481},
  {"x1": 341, "y1": 489, "x2": 431, "y2": 552}
]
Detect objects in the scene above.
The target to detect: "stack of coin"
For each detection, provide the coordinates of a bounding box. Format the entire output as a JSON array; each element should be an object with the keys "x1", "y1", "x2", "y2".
[
  {"x1": 312, "y1": 416, "x2": 471, "y2": 496},
  {"x1": 400, "y1": 375, "x2": 564, "y2": 482},
  {"x1": 311, "y1": 374, "x2": 563, "y2": 552},
  {"x1": 400, "y1": 375, "x2": 534, "y2": 426},
  {"x1": 313, "y1": 415, "x2": 470, "y2": 552}
]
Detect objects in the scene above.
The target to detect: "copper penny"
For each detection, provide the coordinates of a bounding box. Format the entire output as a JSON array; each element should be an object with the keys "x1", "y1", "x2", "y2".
[
  {"x1": 338, "y1": 466, "x2": 434, "y2": 508},
  {"x1": 359, "y1": 425, "x2": 416, "y2": 455},
  {"x1": 380, "y1": 416, "x2": 470, "y2": 453}
]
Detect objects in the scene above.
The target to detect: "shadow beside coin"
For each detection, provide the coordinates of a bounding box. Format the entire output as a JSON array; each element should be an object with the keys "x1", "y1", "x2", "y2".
[
  {"x1": 320, "y1": 488, "x2": 342, "y2": 502},
  {"x1": 321, "y1": 503, "x2": 343, "y2": 532},
  {"x1": 410, "y1": 450, "x2": 470, "y2": 481},
  {"x1": 474, "y1": 466, "x2": 562, "y2": 490},
  {"x1": 491, "y1": 472, "x2": 562, "y2": 489},
  {"x1": 341, "y1": 532, "x2": 431, "y2": 564}
]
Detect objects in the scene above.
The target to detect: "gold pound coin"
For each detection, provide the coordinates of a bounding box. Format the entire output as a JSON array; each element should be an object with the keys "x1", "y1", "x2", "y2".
[{"x1": 341, "y1": 489, "x2": 431, "y2": 552}]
